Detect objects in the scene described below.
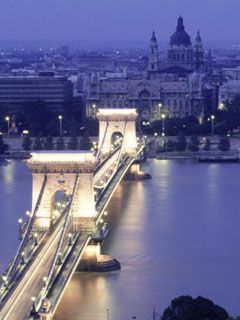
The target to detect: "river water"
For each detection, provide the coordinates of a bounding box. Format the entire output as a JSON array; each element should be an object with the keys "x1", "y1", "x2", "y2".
[{"x1": 0, "y1": 159, "x2": 240, "y2": 319}]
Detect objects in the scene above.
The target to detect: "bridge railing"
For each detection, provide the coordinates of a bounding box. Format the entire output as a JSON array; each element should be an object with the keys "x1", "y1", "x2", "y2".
[
  {"x1": 1, "y1": 175, "x2": 48, "y2": 289},
  {"x1": 43, "y1": 175, "x2": 79, "y2": 297}
]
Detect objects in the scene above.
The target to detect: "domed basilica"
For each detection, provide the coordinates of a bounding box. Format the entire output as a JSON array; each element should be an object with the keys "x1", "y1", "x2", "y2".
[
  {"x1": 86, "y1": 16, "x2": 216, "y2": 122},
  {"x1": 149, "y1": 16, "x2": 204, "y2": 76}
]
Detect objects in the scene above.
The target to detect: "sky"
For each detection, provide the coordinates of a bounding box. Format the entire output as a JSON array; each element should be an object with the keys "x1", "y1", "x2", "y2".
[{"x1": 0, "y1": 0, "x2": 239, "y2": 48}]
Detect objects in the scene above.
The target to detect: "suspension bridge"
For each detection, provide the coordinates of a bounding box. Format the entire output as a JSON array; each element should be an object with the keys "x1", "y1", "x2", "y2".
[{"x1": 0, "y1": 109, "x2": 147, "y2": 320}]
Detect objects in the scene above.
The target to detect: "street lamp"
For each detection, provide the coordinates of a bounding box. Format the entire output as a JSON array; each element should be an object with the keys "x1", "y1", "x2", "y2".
[
  {"x1": 161, "y1": 114, "x2": 166, "y2": 136},
  {"x1": 158, "y1": 103, "x2": 162, "y2": 119},
  {"x1": 5, "y1": 116, "x2": 10, "y2": 137},
  {"x1": 58, "y1": 115, "x2": 63, "y2": 137},
  {"x1": 21, "y1": 129, "x2": 29, "y2": 140},
  {"x1": 92, "y1": 103, "x2": 96, "y2": 118},
  {"x1": 210, "y1": 115, "x2": 215, "y2": 136},
  {"x1": 218, "y1": 102, "x2": 225, "y2": 110}
]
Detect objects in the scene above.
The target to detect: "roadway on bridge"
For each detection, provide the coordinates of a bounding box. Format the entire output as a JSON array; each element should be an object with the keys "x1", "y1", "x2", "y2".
[{"x1": 0, "y1": 223, "x2": 63, "y2": 320}]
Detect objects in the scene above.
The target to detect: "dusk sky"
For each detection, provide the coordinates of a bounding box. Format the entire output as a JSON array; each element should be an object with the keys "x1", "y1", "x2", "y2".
[{"x1": 0, "y1": 0, "x2": 239, "y2": 48}]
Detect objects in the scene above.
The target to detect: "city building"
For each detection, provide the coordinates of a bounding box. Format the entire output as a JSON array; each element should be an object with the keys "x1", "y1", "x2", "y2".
[
  {"x1": 86, "y1": 16, "x2": 214, "y2": 122},
  {"x1": 0, "y1": 72, "x2": 73, "y2": 111}
]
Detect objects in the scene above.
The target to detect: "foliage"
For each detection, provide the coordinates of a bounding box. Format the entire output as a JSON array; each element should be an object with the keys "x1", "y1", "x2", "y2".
[
  {"x1": 19, "y1": 101, "x2": 52, "y2": 136},
  {"x1": 0, "y1": 135, "x2": 9, "y2": 154},
  {"x1": 80, "y1": 131, "x2": 92, "y2": 150},
  {"x1": 43, "y1": 136, "x2": 54, "y2": 150},
  {"x1": 203, "y1": 137, "x2": 211, "y2": 151},
  {"x1": 56, "y1": 137, "x2": 65, "y2": 150},
  {"x1": 22, "y1": 136, "x2": 32, "y2": 151},
  {"x1": 218, "y1": 135, "x2": 230, "y2": 151},
  {"x1": 188, "y1": 135, "x2": 200, "y2": 152},
  {"x1": 162, "y1": 295, "x2": 229, "y2": 320},
  {"x1": 33, "y1": 137, "x2": 43, "y2": 150},
  {"x1": 80, "y1": 117, "x2": 99, "y2": 136},
  {"x1": 163, "y1": 139, "x2": 176, "y2": 152},
  {"x1": 175, "y1": 133, "x2": 187, "y2": 152},
  {"x1": 68, "y1": 135, "x2": 79, "y2": 150}
]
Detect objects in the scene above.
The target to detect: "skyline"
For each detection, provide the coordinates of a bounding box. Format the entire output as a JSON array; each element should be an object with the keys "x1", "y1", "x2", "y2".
[{"x1": 0, "y1": 0, "x2": 239, "y2": 49}]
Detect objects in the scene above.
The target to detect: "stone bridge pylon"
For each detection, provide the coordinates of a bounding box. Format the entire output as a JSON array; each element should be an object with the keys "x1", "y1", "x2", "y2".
[
  {"x1": 27, "y1": 151, "x2": 97, "y2": 231},
  {"x1": 97, "y1": 108, "x2": 138, "y2": 155}
]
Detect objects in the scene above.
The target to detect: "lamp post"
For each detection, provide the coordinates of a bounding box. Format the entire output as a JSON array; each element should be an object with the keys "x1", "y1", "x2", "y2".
[
  {"x1": 107, "y1": 308, "x2": 110, "y2": 320},
  {"x1": 5, "y1": 116, "x2": 10, "y2": 137},
  {"x1": 161, "y1": 114, "x2": 166, "y2": 136},
  {"x1": 92, "y1": 104, "x2": 96, "y2": 118},
  {"x1": 58, "y1": 115, "x2": 63, "y2": 137},
  {"x1": 158, "y1": 103, "x2": 162, "y2": 119},
  {"x1": 21, "y1": 129, "x2": 29, "y2": 141},
  {"x1": 211, "y1": 115, "x2": 215, "y2": 137}
]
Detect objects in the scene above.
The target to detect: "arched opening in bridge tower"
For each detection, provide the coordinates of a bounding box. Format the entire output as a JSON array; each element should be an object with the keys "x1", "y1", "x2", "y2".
[
  {"x1": 51, "y1": 190, "x2": 70, "y2": 225},
  {"x1": 111, "y1": 132, "x2": 124, "y2": 148}
]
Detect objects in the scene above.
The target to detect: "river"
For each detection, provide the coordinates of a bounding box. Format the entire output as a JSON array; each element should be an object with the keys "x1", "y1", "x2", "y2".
[{"x1": 0, "y1": 159, "x2": 240, "y2": 319}]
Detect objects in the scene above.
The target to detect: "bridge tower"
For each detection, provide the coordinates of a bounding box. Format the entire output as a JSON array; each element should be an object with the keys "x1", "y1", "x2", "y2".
[
  {"x1": 97, "y1": 109, "x2": 138, "y2": 155},
  {"x1": 27, "y1": 151, "x2": 97, "y2": 231}
]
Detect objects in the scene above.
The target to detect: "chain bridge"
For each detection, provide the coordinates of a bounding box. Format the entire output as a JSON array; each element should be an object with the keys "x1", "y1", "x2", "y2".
[{"x1": 0, "y1": 109, "x2": 148, "y2": 320}]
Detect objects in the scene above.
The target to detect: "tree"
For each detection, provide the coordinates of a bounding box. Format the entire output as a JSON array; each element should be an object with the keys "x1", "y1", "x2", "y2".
[
  {"x1": 33, "y1": 137, "x2": 43, "y2": 150},
  {"x1": 81, "y1": 117, "x2": 99, "y2": 136},
  {"x1": 22, "y1": 136, "x2": 32, "y2": 151},
  {"x1": 162, "y1": 295, "x2": 229, "y2": 320},
  {"x1": 56, "y1": 137, "x2": 65, "y2": 150},
  {"x1": 165, "y1": 139, "x2": 176, "y2": 152},
  {"x1": 218, "y1": 135, "x2": 230, "y2": 151},
  {"x1": 68, "y1": 135, "x2": 79, "y2": 150},
  {"x1": 175, "y1": 133, "x2": 187, "y2": 152},
  {"x1": 43, "y1": 135, "x2": 54, "y2": 150},
  {"x1": 19, "y1": 100, "x2": 53, "y2": 136},
  {"x1": 0, "y1": 135, "x2": 9, "y2": 154},
  {"x1": 188, "y1": 135, "x2": 200, "y2": 152},
  {"x1": 80, "y1": 132, "x2": 92, "y2": 150},
  {"x1": 203, "y1": 137, "x2": 211, "y2": 151}
]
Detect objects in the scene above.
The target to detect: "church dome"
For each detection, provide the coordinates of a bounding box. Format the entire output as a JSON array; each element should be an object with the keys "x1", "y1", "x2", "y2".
[{"x1": 170, "y1": 16, "x2": 191, "y2": 47}]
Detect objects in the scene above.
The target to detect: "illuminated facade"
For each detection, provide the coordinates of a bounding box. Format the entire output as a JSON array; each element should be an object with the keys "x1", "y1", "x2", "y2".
[
  {"x1": 97, "y1": 108, "x2": 138, "y2": 154},
  {"x1": 27, "y1": 151, "x2": 96, "y2": 231},
  {"x1": 86, "y1": 16, "x2": 210, "y2": 122}
]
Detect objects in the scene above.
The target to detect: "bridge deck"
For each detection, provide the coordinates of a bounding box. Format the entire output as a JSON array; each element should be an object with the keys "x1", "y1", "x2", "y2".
[
  {"x1": 0, "y1": 145, "x2": 144, "y2": 319},
  {"x1": 42, "y1": 234, "x2": 90, "y2": 315},
  {"x1": 0, "y1": 220, "x2": 64, "y2": 320}
]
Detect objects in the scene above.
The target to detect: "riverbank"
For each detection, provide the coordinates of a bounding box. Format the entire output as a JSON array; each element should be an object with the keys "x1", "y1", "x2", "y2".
[{"x1": 153, "y1": 151, "x2": 240, "y2": 160}]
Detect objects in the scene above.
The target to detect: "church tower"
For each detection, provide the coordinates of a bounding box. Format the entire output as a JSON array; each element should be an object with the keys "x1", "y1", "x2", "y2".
[
  {"x1": 148, "y1": 31, "x2": 159, "y2": 73},
  {"x1": 167, "y1": 16, "x2": 193, "y2": 72},
  {"x1": 194, "y1": 30, "x2": 204, "y2": 71}
]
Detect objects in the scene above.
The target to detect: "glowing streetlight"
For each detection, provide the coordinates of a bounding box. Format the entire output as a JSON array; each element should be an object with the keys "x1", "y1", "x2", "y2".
[
  {"x1": 218, "y1": 102, "x2": 225, "y2": 110},
  {"x1": 5, "y1": 116, "x2": 10, "y2": 137},
  {"x1": 92, "y1": 103, "x2": 96, "y2": 118},
  {"x1": 158, "y1": 103, "x2": 163, "y2": 118},
  {"x1": 58, "y1": 115, "x2": 63, "y2": 137},
  {"x1": 211, "y1": 115, "x2": 215, "y2": 136},
  {"x1": 161, "y1": 114, "x2": 166, "y2": 136},
  {"x1": 21, "y1": 129, "x2": 29, "y2": 140}
]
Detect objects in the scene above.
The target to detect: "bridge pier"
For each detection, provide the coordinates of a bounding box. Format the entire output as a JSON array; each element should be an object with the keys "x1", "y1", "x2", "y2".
[
  {"x1": 77, "y1": 241, "x2": 121, "y2": 272},
  {"x1": 125, "y1": 160, "x2": 152, "y2": 181}
]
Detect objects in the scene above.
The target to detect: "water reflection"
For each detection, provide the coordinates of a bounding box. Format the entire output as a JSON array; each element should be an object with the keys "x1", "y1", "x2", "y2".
[
  {"x1": 55, "y1": 159, "x2": 240, "y2": 319},
  {"x1": 0, "y1": 160, "x2": 240, "y2": 319}
]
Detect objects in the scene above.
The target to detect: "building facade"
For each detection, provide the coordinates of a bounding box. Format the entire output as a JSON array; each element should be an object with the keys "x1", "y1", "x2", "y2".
[
  {"x1": 0, "y1": 73, "x2": 73, "y2": 110},
  {"x1": 86, "y1": 16, "x2": 214, "y2": 122}
]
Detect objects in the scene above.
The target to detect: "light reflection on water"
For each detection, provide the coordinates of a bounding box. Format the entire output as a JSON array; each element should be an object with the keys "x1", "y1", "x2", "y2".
[
  {"x1": 55, "y1": 160, "x2": 240, "y2": 320},
  {"x1": 0, "y1": 160, "x2": 240, "y2": 319}
]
